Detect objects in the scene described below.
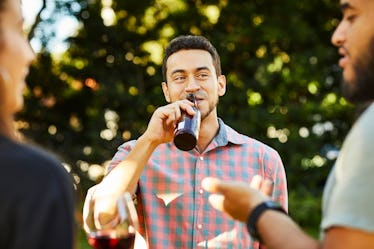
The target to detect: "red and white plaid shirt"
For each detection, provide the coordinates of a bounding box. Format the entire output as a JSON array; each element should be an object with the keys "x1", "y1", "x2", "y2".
[{"x1": 108, "y1": 119, "x2": 288, "y2": 249}]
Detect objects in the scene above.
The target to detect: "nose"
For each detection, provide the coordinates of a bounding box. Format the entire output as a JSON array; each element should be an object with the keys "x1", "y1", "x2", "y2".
[
  {"x1": 185, "y1": 76, "x2": 200, "y2": 93},
  {"x1": 331, "y1": 21, "x2": 345, "y2": 47}
]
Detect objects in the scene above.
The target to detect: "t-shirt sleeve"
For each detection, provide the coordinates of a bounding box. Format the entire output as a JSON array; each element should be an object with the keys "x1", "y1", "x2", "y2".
[{"x1": 321, "y1": 109, "x2": 374, "y2": 233}]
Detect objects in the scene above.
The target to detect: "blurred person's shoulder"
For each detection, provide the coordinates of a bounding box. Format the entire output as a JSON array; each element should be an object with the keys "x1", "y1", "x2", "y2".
[{"x1": 0, "y1": 134, "x2": 72, "y2": 185}]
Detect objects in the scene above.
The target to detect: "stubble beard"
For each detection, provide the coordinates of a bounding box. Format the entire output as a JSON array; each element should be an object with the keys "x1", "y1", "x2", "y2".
[
  {"x1": 200, "y1": 95, "x2": 219, "y2": 121},
  {"x1": 342, "y1": 36, "x2": 374, "y2": 104}
]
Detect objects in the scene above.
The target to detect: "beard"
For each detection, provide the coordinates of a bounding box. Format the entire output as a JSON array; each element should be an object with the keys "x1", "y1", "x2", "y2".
[
  {"x1": 200, "y1": 94, "x2": 219, "y2": 121},
  {"x1": 342, "y1": 36, "x2": 374, "y2": 103}
]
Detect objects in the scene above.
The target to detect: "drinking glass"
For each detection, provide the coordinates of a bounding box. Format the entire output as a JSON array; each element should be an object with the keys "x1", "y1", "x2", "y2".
[{"x1": 84, "y1": 192, "x2": 139, "y2": 249}]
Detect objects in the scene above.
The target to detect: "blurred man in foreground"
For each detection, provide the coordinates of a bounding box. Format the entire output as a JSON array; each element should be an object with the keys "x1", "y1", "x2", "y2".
[{"x1": 202, "y1": 0, "x2": 374, "y2": 248}]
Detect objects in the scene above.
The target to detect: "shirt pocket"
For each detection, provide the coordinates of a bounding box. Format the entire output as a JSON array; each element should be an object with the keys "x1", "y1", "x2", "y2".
[{"x1": 141, "y1": 167, "x2": 191, "y2": 206}]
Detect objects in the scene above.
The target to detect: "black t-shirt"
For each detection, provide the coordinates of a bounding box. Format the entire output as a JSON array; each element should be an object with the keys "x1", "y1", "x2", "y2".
[{"x1": 0, "y1": 135, "x2": 75, "y2": 249}]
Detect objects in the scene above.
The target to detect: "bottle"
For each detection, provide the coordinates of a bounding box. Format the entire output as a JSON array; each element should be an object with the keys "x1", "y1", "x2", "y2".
[{"x1": 173, "y1": 94, "x2": 201, "y2": 151}]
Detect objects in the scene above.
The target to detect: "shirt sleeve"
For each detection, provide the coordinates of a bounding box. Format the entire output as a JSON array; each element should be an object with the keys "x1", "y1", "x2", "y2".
[
  {"x1": 265, "y1": 149, "x2": 288, "y2": 212},
  {"x1": 321, "y1": 112, "x2": 374, "y2": 233},
  {"x1": 106, "y1": 140, "x2": 135, "y2": 173}
]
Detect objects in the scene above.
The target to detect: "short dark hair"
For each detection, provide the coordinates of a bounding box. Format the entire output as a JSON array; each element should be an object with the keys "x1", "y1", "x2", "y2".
[
  {"x1": 0, "y1": 0, "x2": 5, "y2": 11},
  {"x1": 162, "y1": 35, "x2": 222, "y2": 82}
]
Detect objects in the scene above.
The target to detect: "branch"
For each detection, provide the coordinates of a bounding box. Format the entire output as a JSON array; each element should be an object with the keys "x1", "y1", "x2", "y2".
[{"x1": 27, "y1": 0, "x2": 47, "y2": 41}]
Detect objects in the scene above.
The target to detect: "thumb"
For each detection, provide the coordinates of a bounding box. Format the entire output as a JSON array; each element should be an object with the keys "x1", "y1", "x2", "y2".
[{"x1": 83, "y1": 186, "x2": 97, "y2": 232}]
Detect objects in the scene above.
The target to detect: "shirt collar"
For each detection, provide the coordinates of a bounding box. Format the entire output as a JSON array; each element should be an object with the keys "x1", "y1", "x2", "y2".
[{"x1": 213, "y1": 118, "x2": 247, "y2": 147}]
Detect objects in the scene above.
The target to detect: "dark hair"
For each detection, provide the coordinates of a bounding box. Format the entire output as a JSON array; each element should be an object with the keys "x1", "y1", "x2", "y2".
[{"x1": 162, "y1": 35, "x2": 222, "y2": 82}]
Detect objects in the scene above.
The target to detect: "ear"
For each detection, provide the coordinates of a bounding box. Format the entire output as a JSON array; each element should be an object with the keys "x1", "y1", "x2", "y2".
[
  {"x1": 161, "y1": 82, "x2": 171, "y2": 103},
  {"x1": 217, "y1": 75, "x2": 226, "y2": 97}
]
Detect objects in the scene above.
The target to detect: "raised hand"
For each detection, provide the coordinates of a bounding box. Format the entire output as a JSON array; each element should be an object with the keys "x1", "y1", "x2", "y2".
[
  {"x1": 201, "y1": 176, "x2": 271, "y2": 222},
  {"x1": 142, "y1": 99, "x2": 196, "y2": 145}
]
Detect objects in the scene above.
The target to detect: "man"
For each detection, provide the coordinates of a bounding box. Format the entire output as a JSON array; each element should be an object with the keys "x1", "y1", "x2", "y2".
[
  {"x1": 202, "y1": 0, "x2": 374, "y2": 248},
  {"x1": 84, "y1": 35, "x2": 287, "y2": 248}
]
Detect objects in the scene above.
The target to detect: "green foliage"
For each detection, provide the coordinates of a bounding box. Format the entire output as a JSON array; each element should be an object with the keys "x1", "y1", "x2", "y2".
[
  {"x1": 78, "y1": 228, "x2": 91, "y2": 249},
  {"x1": 288, "y1": 188, "x2": 322, "y2": 238},
  {"x1": 22, "y1": 0, "x2": 357, "y2": 240}
]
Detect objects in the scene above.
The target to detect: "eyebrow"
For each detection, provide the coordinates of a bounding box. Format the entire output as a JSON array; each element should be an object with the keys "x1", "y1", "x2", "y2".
[
  {"x1": 170, "y1": 67, "x2": 211, "y2": 75},
  {"x1": 170, "y1": 69, "x2": 185, "y2": 75},
  {"x1": 196, "y1": 66, "x2": 211, "y2": 72},
  {"x1": 340, "y1": 2, "x2": 353, "y2": 11}
]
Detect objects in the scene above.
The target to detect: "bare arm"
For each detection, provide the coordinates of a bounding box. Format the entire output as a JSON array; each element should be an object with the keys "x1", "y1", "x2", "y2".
[
  {"x1": 322, "y1": 227, "x2": 374, "y2": 249},
  {"x1": 95, "y1": 134, "x2": 159, "y2": 195},
  {"x1": 201, "y1": 177, "x2": 374, "y2": 249},
  {"x1": 94, "y1": 99, "x2": 196, "y2": 195},
  {"x1": 259, "y1": 215, "x2": 374, "y2": 249},
  {"x1": 83, "y1": 100, "x2": 196, "y2": 229}
]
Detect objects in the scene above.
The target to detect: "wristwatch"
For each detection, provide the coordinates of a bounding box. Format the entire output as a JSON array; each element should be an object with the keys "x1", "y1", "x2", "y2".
[{"x1": 246, "y1": 201, "x2": 287, "y2": 241}]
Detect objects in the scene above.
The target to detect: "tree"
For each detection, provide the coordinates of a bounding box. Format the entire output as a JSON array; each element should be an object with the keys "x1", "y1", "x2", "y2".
[{"x1": 22, "y1": 0, "x2": 355, "y2": 238}]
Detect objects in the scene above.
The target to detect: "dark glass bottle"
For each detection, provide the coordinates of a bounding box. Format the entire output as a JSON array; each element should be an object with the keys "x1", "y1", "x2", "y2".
[{"x1": 173, "y1": 94, "x2": 201, "y2": 151}]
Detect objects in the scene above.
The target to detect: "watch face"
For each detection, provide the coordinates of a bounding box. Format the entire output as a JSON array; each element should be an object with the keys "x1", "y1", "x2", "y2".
[
  {"x1": 265, "y1": 201, "x2": 282, "y2": 208},
  {"x1": 265, "y1": 201, "x2": 286, "y2": 213}
]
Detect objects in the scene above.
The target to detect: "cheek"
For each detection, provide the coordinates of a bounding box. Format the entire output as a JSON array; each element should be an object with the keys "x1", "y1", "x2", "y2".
[
  {"x1": 347, "y1": 39, "x2": 370, "y2": 80},
  {"x1": 14, "y1": 81, "x2": 25, "y2": 111},
  {"x1": 165, "y1": 86, "x2": 186, "y2": 101},
  {"x1": 5, "y1": 77, "x2": 25, "y2": 113},
  {"x1": 1, "y1": 33, "x2": 31, "y2": 83},
  {"x1": 1, "y1": 40, "x2": 30, "y2": 112},
  {"x1": 342, "y1": 66, "x2": 355, "y2": 86}
]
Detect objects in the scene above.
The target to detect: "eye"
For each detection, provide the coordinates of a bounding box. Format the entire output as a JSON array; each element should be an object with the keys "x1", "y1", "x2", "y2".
[
  {"x1": 342, "y1": 9, "x2": 357, "y2": 23},
  {"x1": 346, "y1": 14, "x2": 356, "y2": 22},
  {"x1": 173, "y1": 75, "x2": 186, "y2": 83},
  {"x1": 196, "y1": 72, "x2": 209, "y2": 80}
]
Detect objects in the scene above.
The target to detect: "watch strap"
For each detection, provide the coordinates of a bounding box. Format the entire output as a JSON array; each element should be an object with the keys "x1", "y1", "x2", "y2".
[{"x1": 246, "y1": 201, "x2": 287, "y2": 241}]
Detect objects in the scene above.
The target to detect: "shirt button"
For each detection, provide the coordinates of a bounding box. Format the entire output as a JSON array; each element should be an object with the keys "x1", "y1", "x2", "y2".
[
  {"x1": 197, "y1": 224, "x2": 203, "y2": 229},
  {"x1": 199, "y1": 156, "x2": 204, "y2": 160},
  {"x1": 199, "y1": 189, "x2": 204, "y2": 194}
]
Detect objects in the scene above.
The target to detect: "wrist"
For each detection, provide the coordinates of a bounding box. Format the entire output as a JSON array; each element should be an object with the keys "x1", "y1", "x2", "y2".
[
  {"x1": 246, "y1": 200, "x2": 287, "y2": 241},
  {"x1": 138, "y1": 133, "x2": 161, "y2": 148}
]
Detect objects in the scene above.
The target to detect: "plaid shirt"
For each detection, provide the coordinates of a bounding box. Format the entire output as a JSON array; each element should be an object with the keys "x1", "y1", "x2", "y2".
[{"x1": 108, "y1": 119, "x2": 288, "y2": 249}]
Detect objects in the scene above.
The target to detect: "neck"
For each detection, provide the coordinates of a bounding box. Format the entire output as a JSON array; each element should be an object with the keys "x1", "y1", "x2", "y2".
[{"x1": 196, "y1": 113, "x2": 219, "y2": 152}]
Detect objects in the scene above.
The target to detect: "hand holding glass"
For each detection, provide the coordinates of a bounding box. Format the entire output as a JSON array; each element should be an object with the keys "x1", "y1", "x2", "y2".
[{"x1": 84, "y1": 192, "x2": 139, "y2": 249}]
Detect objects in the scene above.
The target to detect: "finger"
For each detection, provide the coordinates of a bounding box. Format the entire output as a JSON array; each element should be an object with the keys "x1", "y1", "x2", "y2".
[
  {"x1": 165, "y1": 104, "x2": 182, "y2": 127},
  {"x1": 201, "y1": 177, "x2": 221, "y2": 193},
  {"x1": 183, "y1": 103, "x2": 197, "y2": 116},
  {"x1": 176, "y1": 99, "x2": 196, "y2": 115},
  {"x1": 260, "y1": 178, "x2": 273, "y2": 196},
  {"x1": 93, "y1": 194, "x2": 119, "y2": 229},
  {"x1": 202, "y1": 177, "x2": 249, "y2": 194},
  {"x1": 208, "y1": 194, "x2": 225, "y2": 212},
  {"x1": 160, "y1": 107, "x2": 176, "y2": 127},
  {"x1": 83, "y1": 186, "x2": 96, "y2": 232},
  {"x1": 249, "y1": 175, "x2": 263, "y2": 189},
  {"x1": 95, "y1": 212, "x2": 120, "y2": 230},
  {"x1": 83, "y1": 186, "x2": 96, "y2": 219}
]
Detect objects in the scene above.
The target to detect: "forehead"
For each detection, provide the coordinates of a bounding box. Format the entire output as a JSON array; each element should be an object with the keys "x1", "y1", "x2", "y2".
[
  {"x1": 1, "y1": 0, "x2": 22, "y2": 20},
  {"x1": 166, "y1": 49, "x2": 214, "y2": 73},
  {"x1": 340, "y1": 0, "x2": 374, "y2": 9}
]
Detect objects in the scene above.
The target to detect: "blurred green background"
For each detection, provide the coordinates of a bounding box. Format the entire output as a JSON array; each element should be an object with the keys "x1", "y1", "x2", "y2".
[{"x1": 22, "y1": 0, "x2": 357, "y2": 248}]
